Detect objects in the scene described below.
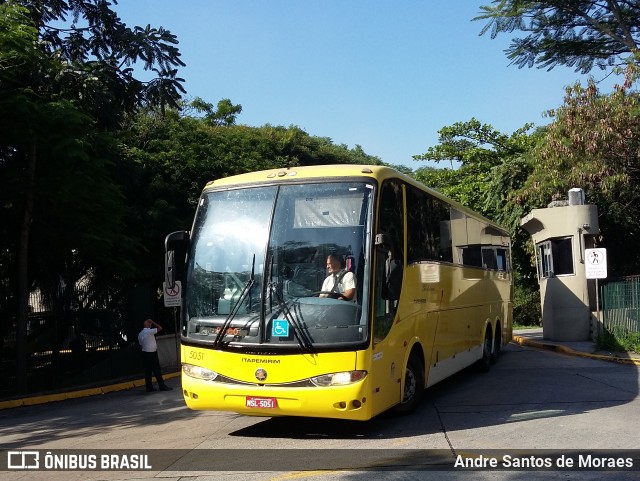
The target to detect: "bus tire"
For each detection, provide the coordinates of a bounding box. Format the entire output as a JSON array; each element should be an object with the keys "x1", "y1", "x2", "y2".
[
  {"x1": 395, "y1": 353, "x2": 425, "y2": 415},
  {"x1": 491, "y1": 325, "x2": 502, "y2": 364},
  {"x1": 477, "y1": 329, "x2": 492, "y2": 373}
]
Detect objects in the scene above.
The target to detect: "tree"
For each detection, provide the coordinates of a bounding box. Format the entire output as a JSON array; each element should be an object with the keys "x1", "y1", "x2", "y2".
[
  {"x1": 515, "y1": 67, "x2": 640, "y2": 275},
  {"x1": 0, "y1": 1, "x2": 185, "y2": 391},
  {"x1": 476, "y1": 0, "x2": 640, "y2": 73},
  {"x1": 122, "y1": 103, "x2": 384, "y2": 219},
  {"x1": 190, "y1": 97, "x2": 243, "y2": 126},
  {"x1": 413, "y1": 118, "x2": 536, "y2": 217}
]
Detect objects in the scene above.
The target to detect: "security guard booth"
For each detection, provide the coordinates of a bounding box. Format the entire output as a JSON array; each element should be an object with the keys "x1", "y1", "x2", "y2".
[{"x1": 520, "y1": 189, "x2": 600, "y2": 341}]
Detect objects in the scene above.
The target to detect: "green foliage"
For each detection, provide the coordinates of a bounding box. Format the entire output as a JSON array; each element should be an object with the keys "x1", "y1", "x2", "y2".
[
  {"x1": 516, "y1": 66, "x2": 640, "y2": 275},
  {"x1": 190, "y1": 98, "x2": 243, "y2": 126},
  {"x1": 32, "y1": 0, "x2": 186, "y2": 120},
  {"x1": 0, "y1": 0, "x2": 187, "y2": 276},
  {"x1": 513, "y1": 273, "x2": 541, "y2": 326},
  {"x1": 413, "y1": 118, "x2": 537, "y2": 221},
  {"x1": 476, "y1": 0, "x2": 640, "y2": 73},
  {"x1": 596, "y1": 328, "x2": 640, "y2": 354},
  {"x1": 414, "y1": 118, "x2": 533, "y2": 168},
  {"x1": 0, "y1": 0, "x2": 188, "y2": 389}
]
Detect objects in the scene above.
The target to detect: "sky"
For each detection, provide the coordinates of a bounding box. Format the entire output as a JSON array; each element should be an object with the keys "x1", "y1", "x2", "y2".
[{"x1": 113, "y1": 1, "x2": 618, "y2": 168}]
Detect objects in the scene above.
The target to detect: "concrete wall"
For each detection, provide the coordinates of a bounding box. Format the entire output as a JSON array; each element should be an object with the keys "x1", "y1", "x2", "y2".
[{"x1": 157, "y1": 333, "x2": 180, "y2": 370}]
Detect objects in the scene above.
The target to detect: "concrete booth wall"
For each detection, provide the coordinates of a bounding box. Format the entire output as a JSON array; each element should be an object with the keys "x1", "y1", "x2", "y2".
[{"x1": 521, "y1": 191, "x2": 600, "y2": 341}]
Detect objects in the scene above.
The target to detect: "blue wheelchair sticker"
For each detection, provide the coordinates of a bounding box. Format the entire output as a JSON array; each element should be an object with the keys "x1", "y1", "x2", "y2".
[{"x1": 272, "y1": 319, "x2": 289, "y2": 337}]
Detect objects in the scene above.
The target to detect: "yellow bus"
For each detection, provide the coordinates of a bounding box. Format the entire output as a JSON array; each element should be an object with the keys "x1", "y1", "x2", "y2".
[{"x1": 165, "y1": 165, "x2": 512, "y2": 421}]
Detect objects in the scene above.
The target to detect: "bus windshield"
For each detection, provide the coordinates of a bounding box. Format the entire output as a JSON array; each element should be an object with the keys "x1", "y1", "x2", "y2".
[{"x1": 185, "y1": 181, "x2": 373, "y2": 350}]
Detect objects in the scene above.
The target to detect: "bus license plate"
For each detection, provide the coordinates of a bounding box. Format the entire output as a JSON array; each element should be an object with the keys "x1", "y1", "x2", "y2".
[{"x1": 246, "y1": 396, "x2": 277, "y2": 409}]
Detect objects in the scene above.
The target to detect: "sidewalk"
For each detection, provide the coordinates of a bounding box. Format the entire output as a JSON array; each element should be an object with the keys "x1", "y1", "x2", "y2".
[
  {"x1": 0, "y1": 371, "x2": 180, "y2": 411},
  {"x1": 512, "y1": 327, "x2": 640, "y2": 366}
]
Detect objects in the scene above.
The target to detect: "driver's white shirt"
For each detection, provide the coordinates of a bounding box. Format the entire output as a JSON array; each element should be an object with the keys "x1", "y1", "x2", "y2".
[{"x1": 321, "y1": 269, "x2": 356, "y2": 296}]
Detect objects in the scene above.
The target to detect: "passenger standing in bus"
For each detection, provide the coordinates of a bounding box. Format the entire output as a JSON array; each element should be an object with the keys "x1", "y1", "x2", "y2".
[
  {"x1": 138, "y1": 319, "x2": 173, "y2": 392},
  {"x1": 319, "y1": 254, "x2": 356, "y2": 301}
]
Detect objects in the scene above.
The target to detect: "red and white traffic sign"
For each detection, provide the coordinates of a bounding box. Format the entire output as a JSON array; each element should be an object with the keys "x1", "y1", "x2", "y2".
[{"x1": 163, "y1": 281, "x2": 182, "y2": 307}]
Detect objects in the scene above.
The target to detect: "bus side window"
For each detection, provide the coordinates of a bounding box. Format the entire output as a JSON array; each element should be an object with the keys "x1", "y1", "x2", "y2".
[{"x1": 373, "y1": 180, "x2": 404, "y2": 342}]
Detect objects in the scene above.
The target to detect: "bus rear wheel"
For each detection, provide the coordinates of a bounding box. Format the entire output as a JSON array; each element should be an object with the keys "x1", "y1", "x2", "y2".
[
  {"x1": 395, "y1": 353, "x2": 425, "y2": 414},
  {"x1": 491, "y1": 326, "x2": 502, "y2": 364},
  {"x1": 477, "y1": 329, "x2": 492, "y2": 373}
]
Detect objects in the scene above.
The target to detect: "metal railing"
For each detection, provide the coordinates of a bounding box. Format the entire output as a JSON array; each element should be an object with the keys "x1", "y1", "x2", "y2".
[
  {"x1": 0, "y1": 282, "x2": 173, "y2": 400},
  {"x1": 601, "y1": 276, "x2": 640, "y2": 335}
]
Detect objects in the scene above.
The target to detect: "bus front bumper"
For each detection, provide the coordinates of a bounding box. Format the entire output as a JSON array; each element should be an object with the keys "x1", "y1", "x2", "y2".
[{"x1": 181, "y1": 374, "x2": 373, "y2": 421}]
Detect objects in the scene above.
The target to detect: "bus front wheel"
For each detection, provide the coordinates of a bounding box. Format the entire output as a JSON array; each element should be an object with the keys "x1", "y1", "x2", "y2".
[{"x1": 395, "y1": 354, "x2": 425, "y2": 414}]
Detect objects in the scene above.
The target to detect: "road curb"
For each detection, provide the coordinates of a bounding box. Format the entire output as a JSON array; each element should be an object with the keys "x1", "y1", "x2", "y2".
[
  {"x1": 512, "y1": 336, "x2": 640, "y2": 366},
  {"x1": 0, "y1": 371, "x2": 180, "y2": 411}
]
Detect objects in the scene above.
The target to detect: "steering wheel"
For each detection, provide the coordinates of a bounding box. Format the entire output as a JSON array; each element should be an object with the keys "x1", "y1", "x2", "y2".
[{"x1": 317, "y1": 291, "x2": 342, "y2": 299}]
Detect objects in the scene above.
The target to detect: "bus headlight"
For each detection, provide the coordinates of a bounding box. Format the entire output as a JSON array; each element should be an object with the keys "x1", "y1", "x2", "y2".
[
  {"x1": 182, "y1": 363, "x2": 219, "y2": 381},
  {"x1": 310, "y1": 370, "x2": 367, "y2": 387}
]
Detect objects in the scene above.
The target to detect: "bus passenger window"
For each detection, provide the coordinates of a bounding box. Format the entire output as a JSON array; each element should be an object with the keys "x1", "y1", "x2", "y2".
[
  {"x1": 496, "y1": 248, "x2": 508, "y2": 271},
  {"x1": 482, "y1": 247, "x2": 498, "y2": 270},
  {"x1": 406, "y1": 185, "x2": 453, "y2": 263},
  {"x1": 461, "y1": 245, "x2": 482, "y2": 267}
]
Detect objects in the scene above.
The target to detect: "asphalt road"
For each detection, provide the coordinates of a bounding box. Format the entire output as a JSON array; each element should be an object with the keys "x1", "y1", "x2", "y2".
[{"x1": 0, "y1": 341, "x2": 638, "y2": 481}]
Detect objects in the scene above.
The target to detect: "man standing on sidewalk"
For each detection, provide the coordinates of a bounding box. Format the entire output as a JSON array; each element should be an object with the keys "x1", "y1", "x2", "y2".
[{"x1": 138, "y1": 319, "x2": 172, "y2": 392}]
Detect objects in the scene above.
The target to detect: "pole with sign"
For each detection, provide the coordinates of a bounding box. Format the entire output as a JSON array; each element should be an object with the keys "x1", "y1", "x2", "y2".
[
  {"x1": 585, "y1": 248, "x2": 607, "y2": 337},
  {"x1": 163, "y1": 281, "x2": 182, "y2": 367}
]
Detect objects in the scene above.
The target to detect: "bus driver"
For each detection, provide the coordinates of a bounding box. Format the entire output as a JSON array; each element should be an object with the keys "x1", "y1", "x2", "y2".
[{"x1": 319, "y1": 254, "x2": 356, "y2": 301}]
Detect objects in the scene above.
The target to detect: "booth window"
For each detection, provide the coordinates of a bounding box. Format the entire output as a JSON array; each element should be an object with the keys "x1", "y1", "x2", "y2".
[{"x1": 537, "y1": 237, "x2": 574, "y2": 278}]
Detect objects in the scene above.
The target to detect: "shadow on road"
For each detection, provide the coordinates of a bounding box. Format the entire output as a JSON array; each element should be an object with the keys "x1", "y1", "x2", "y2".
[{"x1": 229, "y1": 343, "x2": 639, "y2": 440}]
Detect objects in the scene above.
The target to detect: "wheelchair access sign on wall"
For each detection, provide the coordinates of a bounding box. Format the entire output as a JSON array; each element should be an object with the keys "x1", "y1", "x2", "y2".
[{"x1": 585, "y1": 248, "x2": 607, "y2": 279}]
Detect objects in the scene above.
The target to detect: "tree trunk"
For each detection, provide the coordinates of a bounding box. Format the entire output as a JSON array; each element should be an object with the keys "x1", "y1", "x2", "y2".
[{"x1": 16, "y1": 139, "x2": 36, "y2": 393}]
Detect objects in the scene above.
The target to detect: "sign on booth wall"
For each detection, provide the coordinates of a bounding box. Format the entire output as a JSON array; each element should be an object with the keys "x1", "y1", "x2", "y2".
[{"x1": 585, "y1": 248, "x2": 607, "y2": 279}]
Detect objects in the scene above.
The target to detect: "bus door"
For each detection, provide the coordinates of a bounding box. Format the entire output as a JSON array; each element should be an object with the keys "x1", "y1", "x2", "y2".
[{"x1": 369, "y1": 180, "x2": 406, "y2": 415}]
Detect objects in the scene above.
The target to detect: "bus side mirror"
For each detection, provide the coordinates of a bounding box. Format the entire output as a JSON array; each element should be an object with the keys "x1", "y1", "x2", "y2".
[
  {"x1": 165, "y1": 231, "x2": 190, "y2": 289},
  {"x1": 165, "y1": 250, "x2": 176, "y2": 288}
]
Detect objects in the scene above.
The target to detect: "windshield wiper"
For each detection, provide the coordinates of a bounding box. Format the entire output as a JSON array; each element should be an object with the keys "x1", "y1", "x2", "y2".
[
  {"x1": 276, "y1": 293, "x2": 314, "y2": 351},
  {"x1": 213, "y1": 254, "x2": 255, "y2": 347},
  {"x1": 265, "y1": 267, "x2": 313, "y2": 352}
]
